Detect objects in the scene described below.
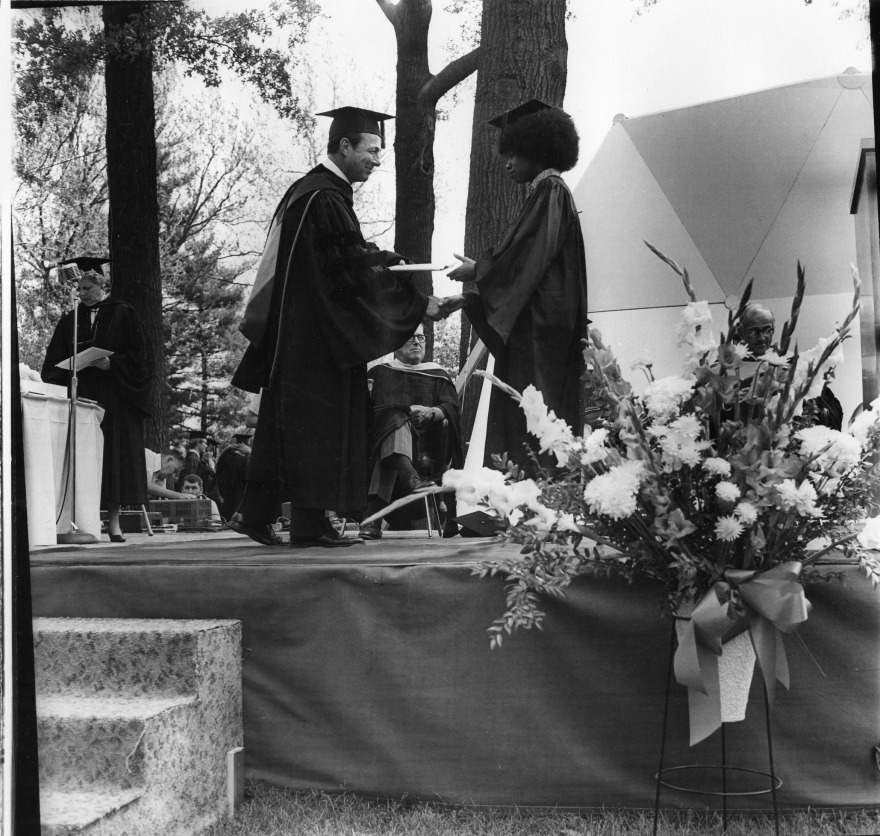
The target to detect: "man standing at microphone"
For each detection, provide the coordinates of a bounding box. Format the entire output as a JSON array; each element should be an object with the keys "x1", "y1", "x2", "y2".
[{"x1": 42, "y1": 257, "x2": 153, "y2": 543}]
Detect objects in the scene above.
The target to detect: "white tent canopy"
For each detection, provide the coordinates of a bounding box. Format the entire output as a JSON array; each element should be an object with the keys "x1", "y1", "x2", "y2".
[{"x1": 575, "y1": 69, "x2": 874, "y2": 420}]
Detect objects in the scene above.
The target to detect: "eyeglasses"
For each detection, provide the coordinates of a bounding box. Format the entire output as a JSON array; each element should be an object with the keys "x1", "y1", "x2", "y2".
[
  {"x1": 745, "y1": 325, "x2": 775, "y2": 338},
  {"x1": 406, "y1": 335, "x2": 426, "y2": 344}
]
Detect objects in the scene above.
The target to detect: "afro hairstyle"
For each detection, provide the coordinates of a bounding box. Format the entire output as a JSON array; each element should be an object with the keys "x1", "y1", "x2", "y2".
[{"x1": 497, "y1": 107, "x2": 579, "y2": 172}]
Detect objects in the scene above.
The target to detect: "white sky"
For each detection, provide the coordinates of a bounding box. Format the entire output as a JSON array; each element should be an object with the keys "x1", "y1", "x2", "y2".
[
  {"x1": 11, "y1": 0, "x2": 872, "y2": 298},
  {"x1": 197, "y1": 0, "x2": 871, "y2": 295}
]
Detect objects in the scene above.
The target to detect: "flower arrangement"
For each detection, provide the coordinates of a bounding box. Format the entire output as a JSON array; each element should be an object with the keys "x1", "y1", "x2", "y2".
[{"x1": 424, "y1": 246, "x2": 880, "y2": 742}]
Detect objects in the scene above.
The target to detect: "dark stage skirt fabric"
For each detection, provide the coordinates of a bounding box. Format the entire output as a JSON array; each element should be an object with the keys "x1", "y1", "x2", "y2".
[{"x1": 29, "y1": 542, "x2": 880, "y2": 809}]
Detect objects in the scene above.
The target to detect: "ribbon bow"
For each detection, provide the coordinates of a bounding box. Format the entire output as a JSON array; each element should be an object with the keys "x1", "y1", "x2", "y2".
[{"x1": 673, "y1": 561, "x2": 811, "y2": 745}]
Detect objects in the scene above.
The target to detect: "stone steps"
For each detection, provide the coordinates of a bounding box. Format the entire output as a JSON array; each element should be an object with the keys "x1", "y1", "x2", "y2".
[
  {"x1": 34, "y1": 618, "x2": 242, "y2": 835},
  {"x1": 40, "y1": 790, "x2": 143, "y2": 836}
]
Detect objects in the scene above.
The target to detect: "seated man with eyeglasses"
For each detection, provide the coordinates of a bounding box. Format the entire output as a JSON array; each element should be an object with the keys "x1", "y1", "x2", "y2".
[
  {"x1": 735, "y1": 303, "x2": 842, "y2": 430},
  {"x1": 359, "y1": 325, "x2": 464, "y2": 539}
]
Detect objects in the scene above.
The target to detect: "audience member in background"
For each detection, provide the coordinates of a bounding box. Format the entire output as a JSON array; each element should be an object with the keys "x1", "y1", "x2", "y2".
[
  {"x1": 145, "y1": 449, "x2": 189, "y2": 499},
  {"x1": 180, "y1": 473, "x2": 221, "y2": 523},
  {"x1": 42, "y1": 259, "x2": 153, "y2": 543},
  {"x1": 359, "y1": 325, "x2": 463, "y2": 539},
  {"x1": 215, "y1": 427, "x2": 253, "y2": 521},
  {"x1": 736, "y1": 303, "x2": 843, "y2": 430},
  {"x1": 177, "y1": 430, "x2": 223, "y2": 505}
]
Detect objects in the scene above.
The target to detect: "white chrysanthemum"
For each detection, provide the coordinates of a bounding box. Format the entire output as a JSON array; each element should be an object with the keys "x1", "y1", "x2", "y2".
[
  {"x1": 715, "y1": 515, "x2": 744, "y2": 542},
  {"x1": 857, "y1": 515, "x2": 880, "y2": 549},
  {"x1": 702, "y1": 457, "x2": 732, "y2": 477},
  {"x1": 668, "y1": 414, "x2": 702, "y2": 438},
  {"x1": 732, "y1": 343, "x2": 749, "y2": 359},
  {"x1": 795, "y1": 425, "x2": 861, "y2": 475},
  {"x1": 650, "y1": 422, "x2": 709, "y2": 471},
  {"x1": 734, "y1": 501, "x2": 758, "y2": 524},
  {"x1": 583, "y1": 461, "x2": 645, "y2": 520},
  {"x1": 715, "y1": 481, "x2": 740, "y2": 503},
  {"x1": 775, "y1": 478, "x2": 820, "y2": 517},
  {"x1": 642, "y1": 376, "x2": 696, "y2": 423}
]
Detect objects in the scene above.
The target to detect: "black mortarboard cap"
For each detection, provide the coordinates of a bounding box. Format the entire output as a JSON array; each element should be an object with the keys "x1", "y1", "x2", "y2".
[
  {"x1": 61, "y1": 255, "x2": 112, "y2": 275},
  {"x1": 317, "y1": 106, "x2": 394, "y2": 148},
  {"x1": 487, "y1": 98, "x2": 554, "y2": 131},
  {"x1": 189, "y1": 430, "x2": 215, "y2": 443}
]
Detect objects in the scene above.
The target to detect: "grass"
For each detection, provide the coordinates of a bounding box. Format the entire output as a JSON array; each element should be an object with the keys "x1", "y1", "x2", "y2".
[{"x1": 203, "y1": 784, "x2": 880, "y2": 836}]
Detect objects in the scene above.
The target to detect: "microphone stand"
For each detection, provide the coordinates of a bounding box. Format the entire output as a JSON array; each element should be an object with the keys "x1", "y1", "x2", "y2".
[{"x1": 57, "y1": 274, "x2": 98, "y2": 544}]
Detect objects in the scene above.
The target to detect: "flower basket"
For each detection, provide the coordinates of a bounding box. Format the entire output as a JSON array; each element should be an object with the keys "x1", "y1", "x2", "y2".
[{"x1": 366, "y1": 244, "x2": 880, "y2": 746}]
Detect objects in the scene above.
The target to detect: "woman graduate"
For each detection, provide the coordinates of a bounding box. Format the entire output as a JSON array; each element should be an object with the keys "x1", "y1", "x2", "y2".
[
  {"x1": 446, "y1": 100, "x2": 589, "y2": 469},
  {"x1": 42, "y1": 258, "x2": 153, "y2": 542}
]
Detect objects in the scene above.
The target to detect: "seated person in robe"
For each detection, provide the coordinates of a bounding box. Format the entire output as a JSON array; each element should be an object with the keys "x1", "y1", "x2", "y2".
[
  {"x1": 735, "y1": 303, "x2": 842, "y2": 430},
  {"x1": 359, "y1": 325, "x2": 464, "y2": 540}
]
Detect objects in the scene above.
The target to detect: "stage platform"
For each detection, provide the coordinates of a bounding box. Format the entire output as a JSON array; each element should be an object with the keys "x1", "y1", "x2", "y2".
[{"x1": 29, "y1": 530, "x2": 880, "y2": 810}]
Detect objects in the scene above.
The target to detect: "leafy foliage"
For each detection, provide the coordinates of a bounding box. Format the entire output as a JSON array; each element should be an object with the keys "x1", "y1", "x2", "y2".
[{"x1": 13, "y1": 1, "x2": 320, "y2": 137}]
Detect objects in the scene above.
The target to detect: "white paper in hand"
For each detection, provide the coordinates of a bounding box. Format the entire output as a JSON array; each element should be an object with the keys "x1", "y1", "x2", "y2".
[{"x1": 55, "y1": 347, "x2": 114, "y2": 371}]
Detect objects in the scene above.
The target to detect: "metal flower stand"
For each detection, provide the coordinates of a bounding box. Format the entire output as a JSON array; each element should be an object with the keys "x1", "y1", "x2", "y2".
[{"x1": 652, "y1": 621, "x2": 782, "y2": 836}]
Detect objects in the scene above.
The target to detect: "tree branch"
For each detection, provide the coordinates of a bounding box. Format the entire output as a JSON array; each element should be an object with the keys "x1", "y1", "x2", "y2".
[
  {"x1": 374, "y1": 0, "x2": 400, "y2": 30},
  {"x1": 418, "y1": 46, "x2": 480, "y2": 107}
]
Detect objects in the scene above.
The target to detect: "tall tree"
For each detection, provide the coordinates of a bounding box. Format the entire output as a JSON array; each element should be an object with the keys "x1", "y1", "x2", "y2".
[
  {"x1": 457, "y1": 0, "x2": 569, "y2": 437},
  {"x1": 13, "y1": 0, "x2": 317, "y2": 450},
  {"x1": 103, "y1": 2, "x2": 164, "y2": 449},
  {"x1": 376, "y1": 0, "x2": 479, "y2": 357}
]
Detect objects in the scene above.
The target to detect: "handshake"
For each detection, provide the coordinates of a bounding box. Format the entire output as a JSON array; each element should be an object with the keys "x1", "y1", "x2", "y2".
[
  {"x1": 424, "y1": 252, "x2": 476, "y2": 321},
  {"x1": 426, "y1": 294, "x2": 466, "y2": 321}
]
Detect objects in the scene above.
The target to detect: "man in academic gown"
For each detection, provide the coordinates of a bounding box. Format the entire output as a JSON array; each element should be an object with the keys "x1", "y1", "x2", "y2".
[
  {"x1": 215, "y1": 427, "x2": 252, "y2": 522},
  {"x1": 42, "y1": 259, "x2": 153, "y2": 541},
  {"x1": 734, "y1": 303, "x2": 843, "y2": 429},
  {"x1": 229, "y1": 106, "x2": 442, "y2": 547},
  {"x1": 359, "y1": 325, "x2": 463, "y2": 540}
]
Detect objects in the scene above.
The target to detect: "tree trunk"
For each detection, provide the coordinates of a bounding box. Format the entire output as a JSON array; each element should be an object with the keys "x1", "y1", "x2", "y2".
[
  {"x1": 389, "y1": 0, "x2": 436, "y2": 355},
  {"x1": 103, "y1": 3, "x2": 166, "y2": 452},
  {"x1": 200, "y1": 349, "x2": 209, "y2": 432},
  {"x1": 378, "y1": 0, "x2": 479, "y2": 361},
  {"x1": 458, "y1": 0, "x2": 568, "y2": 440}
]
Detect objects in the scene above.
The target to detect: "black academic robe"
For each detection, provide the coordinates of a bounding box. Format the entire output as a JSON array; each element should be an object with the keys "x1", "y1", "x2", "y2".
[
  {"x1": 215, "y1": 442, "x2": 250, "y2": 521},
  {"x1": 41, "y1": 296, "x2": 152, "y2": 506},
  {"x1": 463, "y1": 172, "x2": 588, "y2": 468},
  {"x1": 367, "y1": 362, "x2": 464, "y2": 474},
  {"x1": 232, "y1": 164, "x2": 428, "y2": 518}
]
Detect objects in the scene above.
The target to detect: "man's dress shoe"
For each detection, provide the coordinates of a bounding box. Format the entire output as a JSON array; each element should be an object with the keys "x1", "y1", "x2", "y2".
[
  {"x1": 358, "y1": 520, "x2": 382, "y2": 540},
  {"x1": 226, "y1": 513, "x2": 283, "y2": 546},
  {"x1": 289, "y1": 522, "x2": 363, "y2": 548}
]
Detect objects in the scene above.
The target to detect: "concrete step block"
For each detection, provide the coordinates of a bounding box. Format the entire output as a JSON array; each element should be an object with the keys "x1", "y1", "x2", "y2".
[
  {"x1": 37, "y1": 695, "x2": 195, "y2": 793},
  {"x1": 33, "y1": 618, "x2": 230, "y2": 698},
  {"x1": 34, "y1": 618, "x2": 243, "y2": 835},
  {"x1": 39, "y1": 788, "x2": 143, "y2": 835}
]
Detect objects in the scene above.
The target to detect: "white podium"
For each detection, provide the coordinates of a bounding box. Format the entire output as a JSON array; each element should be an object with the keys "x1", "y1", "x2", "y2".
[{"x1": 20, "y1": 391, "x2": 105, "y2": 546}]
